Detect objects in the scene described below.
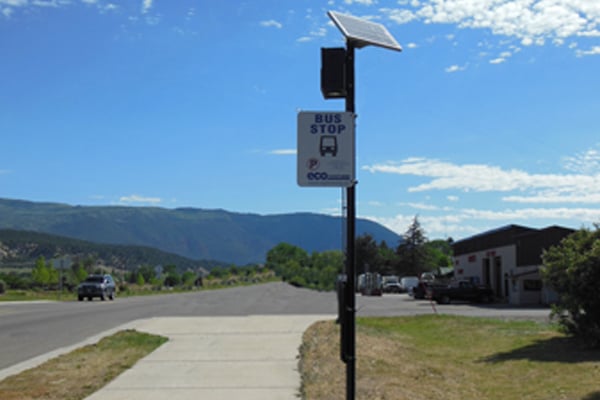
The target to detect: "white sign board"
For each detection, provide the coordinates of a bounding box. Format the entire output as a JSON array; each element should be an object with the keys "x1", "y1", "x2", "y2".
[{"x1": 297, "y1": 111, "x2": 355, "y2": 187}]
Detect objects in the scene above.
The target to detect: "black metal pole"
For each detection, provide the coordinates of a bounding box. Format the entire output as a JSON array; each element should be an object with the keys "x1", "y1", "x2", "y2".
[{"x1": 344, "y1": 41, "x2": 356, "y2": 400}]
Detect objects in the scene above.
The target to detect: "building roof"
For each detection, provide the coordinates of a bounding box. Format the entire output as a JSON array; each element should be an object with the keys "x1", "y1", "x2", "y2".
[
  {"x1": 453, "y1": 224, "x2": 575, "y2": 265},
  {"x1": 452, "y1": 225, "x2": 535, "y2": 256}
]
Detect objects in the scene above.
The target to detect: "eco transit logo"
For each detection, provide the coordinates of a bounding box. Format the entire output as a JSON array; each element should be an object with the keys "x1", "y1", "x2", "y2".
[{"x1": 306, "y1": 172, "x2": 350, "y2": 181}]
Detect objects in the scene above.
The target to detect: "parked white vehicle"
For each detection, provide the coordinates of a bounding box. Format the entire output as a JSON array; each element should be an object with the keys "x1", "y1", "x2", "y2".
[{"x1": 400, "y1": 276, "x2": 419, "y2": 293}]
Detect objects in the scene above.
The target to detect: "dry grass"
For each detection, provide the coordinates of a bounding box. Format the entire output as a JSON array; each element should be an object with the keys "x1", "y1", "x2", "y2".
[
  {"x1": 299, "y1": 315, "x2": 600, "y2": 400},
  {"x1": 0, "y1": 330, "x2": 167, "y2": 400}
]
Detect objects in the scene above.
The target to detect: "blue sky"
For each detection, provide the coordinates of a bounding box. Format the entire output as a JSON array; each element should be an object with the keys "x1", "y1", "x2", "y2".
[{"x1": 1, "y1": 0, "x2": 600, "y2": 241}]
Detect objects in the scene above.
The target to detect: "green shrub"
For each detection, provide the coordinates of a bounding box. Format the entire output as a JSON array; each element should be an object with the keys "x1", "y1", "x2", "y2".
[{"x1": 542, "y1": 226, "x2": 600, "y2": 348}]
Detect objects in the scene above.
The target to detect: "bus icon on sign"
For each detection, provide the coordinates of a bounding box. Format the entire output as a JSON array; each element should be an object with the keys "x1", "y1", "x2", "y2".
[{"x1": 319, "y1": 135, "x2": 338, "y2": 157}]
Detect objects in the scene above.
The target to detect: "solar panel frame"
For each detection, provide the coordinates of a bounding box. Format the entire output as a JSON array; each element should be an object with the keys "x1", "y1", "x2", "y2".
[{"x1": 328, "y1": 11, "x2": 402, "y2": 52}]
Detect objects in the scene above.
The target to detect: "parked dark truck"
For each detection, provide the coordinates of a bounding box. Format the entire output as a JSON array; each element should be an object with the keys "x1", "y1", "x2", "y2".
[{"x1": 426, "y1": 280, "x2": 494, "y2": 304}]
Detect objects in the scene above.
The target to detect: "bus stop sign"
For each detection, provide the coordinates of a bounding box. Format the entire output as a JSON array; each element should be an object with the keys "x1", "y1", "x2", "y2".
[{"x1": 297, "y1": 111, "x2": 355, "y2": 187}]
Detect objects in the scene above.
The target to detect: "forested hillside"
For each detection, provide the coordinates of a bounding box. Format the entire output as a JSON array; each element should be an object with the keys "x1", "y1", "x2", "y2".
[
  {"x1": 0, "y1": 198, "x2": 401, "y2": 264},
  {"x1": 0, "y1": 229, "x2": 223, "y2": 271}
]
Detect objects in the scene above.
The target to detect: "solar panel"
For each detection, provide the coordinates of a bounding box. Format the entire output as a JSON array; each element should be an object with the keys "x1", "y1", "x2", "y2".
[{"x1": 328, "y1": 11, "x2": 402, "y2": 52}]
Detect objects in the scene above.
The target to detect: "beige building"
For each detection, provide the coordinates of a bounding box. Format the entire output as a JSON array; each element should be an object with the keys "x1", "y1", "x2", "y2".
[{"x1": 452, "y1": 225, "x2": 574, "y2": 305}]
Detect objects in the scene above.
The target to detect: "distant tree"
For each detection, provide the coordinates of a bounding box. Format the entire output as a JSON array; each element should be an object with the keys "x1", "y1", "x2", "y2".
[
  {"x1": 0, "y1": 272, "x2": 29, "y2": 290},
  {"x1": 136, "y1": 273, "x2": 146, "y2": 286},
  {"x1": 266, "y1": 243, "x2": 309, "y2": 270},
  {"x1": 161, "y1": 264, "x2": 181, "y2": 287},
  {"x1": 138, "y1": 265, "x2": 156, "y2": 283},
  {"x1": 542, "y1": 226, "x2": 600, "y2": 347},
  {"x1": 310, "y1": 250, "x2": 344, "y2": 290},
  {"x1": 209, "y1": 267, "x2": 227, "y2": 279},
  {"x1": 182, "y1": 271, "x2": 196, "y2": 287},
  {"x1": 163, "y1": 264, "x2": 177, "y2": 275},
  {"x1": 266, "y1": 243, "x2": 343, "y2": 291},
  {"x1": 395, "y1": 216, "x2": 428, "y2": 276},
  {"x1": 0, "y1": 279, "x2": 6, "y2": 294},
  {"x1": 31, "y1": 256, "x2": 50, "y2": 287},
  {"x1": 72, "y1": 262, "x2": 89, "y2": 282},
  {"x1": 164, "y1": 272, "x2": 181, "y2": 287},
  {"x1": 424, "y1": 239, "x2": 454, "y2": 270},
  {"x1": 355, "y1": 234, "x2": 379, "y2": 275},
  {"x1": 376, "y1": 240, "x2": 399, "y2": 275},
  {"x1": 47, "y1": 264, "x2": 59, "y2": 287},
  {"x1": 82, "y1": 256, "x2": 95, "y2": 274}
]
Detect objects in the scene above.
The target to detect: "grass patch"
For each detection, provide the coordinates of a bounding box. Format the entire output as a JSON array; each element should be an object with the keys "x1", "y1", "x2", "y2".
[
  {"x1": 0, "y1": 289, "x2": 70, "y2": 302},
  {"x1": 300, "y1": 315, "x2": 600, "y2": 400},
  {"x1": 0, "y1": 330, "x2": 167, "y2": 400}
]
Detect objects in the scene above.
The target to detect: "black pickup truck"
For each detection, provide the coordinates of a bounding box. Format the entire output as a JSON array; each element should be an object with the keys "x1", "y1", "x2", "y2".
[{"x1": 426, "y1": 280, "x2": 494, "y2": 304}]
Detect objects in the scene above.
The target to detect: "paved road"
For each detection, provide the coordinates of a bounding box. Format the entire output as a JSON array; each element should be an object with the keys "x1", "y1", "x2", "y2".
[
  {"x1": 0, "y1": 283, "x2": 336, "y2": 370},
  {"x1": 0, "y1": 282, "x2": 551, "y2": 371}
]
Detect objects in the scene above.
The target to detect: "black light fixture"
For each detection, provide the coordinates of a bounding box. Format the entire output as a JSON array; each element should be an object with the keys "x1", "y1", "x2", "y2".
[{"x1": 320, "y1": 47, "x2": 346, "y2": 99}]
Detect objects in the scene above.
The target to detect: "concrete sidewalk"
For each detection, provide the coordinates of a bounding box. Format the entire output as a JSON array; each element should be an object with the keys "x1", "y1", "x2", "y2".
[{"x1": 86, "y1": 315, "x2": 333, "y2": 400}]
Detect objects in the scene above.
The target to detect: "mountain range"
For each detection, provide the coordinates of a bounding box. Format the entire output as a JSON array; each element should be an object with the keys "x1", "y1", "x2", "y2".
[{"x1": 0, "y1": 198, "x2": 401, "y2": 265}]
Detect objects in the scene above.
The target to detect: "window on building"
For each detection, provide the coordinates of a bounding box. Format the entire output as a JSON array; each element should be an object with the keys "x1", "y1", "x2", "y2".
[{"x1": 523, "y1": 279, "x2": 542, "y2": 291}]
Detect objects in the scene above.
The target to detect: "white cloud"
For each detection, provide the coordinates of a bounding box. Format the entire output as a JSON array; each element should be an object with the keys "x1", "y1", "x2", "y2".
[
  {"x1": 0, "y1": 0, "x2": 28, "y2": 6},
  {"x1": 489, "y1": 57, "x2": 506, "y2": 64},
  {"x1": 141, "y1": 0, "x2": 152, "y2": 14},
  {"x1": 362, "y1": 153, "x2": 600, "y2": 238},
  {"x1": 381, "y1": 7, "x2": 416, "y2": 24},
  {"x1": 31, "y1": 0, "x2": 63, "y2": 8},
  {"x1": 260, "y1": 19, "x2": 283, "y2": 29},
  {"x1": 445, "y1": 64, "x2": 466, "y2": 72},
  {"x1": 521, "y1": 37, "x2": 534, "y2": 46},
  {"x1": 576, "y1": 46, "x2": 600, "y2": 56},
  {"x1": 119, "y1": 194, "x2": 161, "y2": 204},
  {"x1": 269, "y1": 149, "x2": 296, "y2": 155},
  {"x1": 344, "y1": 0, "x2": 377, "y2": 5},
  {"x1": 364, "y1": 213, "x2": 480, "y2": 238},
  {"x1": 402, "y1": 202, "x2": 440, "y2": 211},
  {"x1": 461, "y1": 207, "x2": 600, "y2": 222},
  {"x1": 365, "y1": 204, "x2": 600, "y2": 239},
  {"x1": 562, "y1": 146, "x2": 600, "y2": 174},
  {"x1": 407, "y1": 42, "x2": 418, "y2": 48},
  {"x1": 378, "y1": 0, "x2": 600, "y2": 57},
  {"x1": 362, "y1": 157, "x2": 600, "y2": 196},
  {"x1": 503, "y1": 193, "x2": 600, "y2": 204}
]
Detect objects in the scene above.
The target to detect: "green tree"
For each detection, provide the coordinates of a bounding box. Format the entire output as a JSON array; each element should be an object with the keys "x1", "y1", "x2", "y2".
[
  {"x1": 182, "y1": 271, "x2": 196, "y2": 287},
  {"x1": 209, "y1": 267, "x2": 227, "y2": 279},
  {"x1": 163, "y1": 264, "x2": 177, "y2": 275},
  {"x1": 136, "y1": 273, "x2": 146, "y2": 286},
  {"x1": 395, "y1": 216, "x2": 428, "y2": 276},
  {"x1": 311, "y1": 250, "x2": 344, "y2": 290},
  {"x1": 424, "y1": 239, "x2": 454, "y2": 270},
  {"x1": 164, "y1": 272, "x2": 181, "y2": 287},
  {"x1": 266, "y1": 243, "x2": 309, "y2": 270},
  {"x1": 32, "y1": 256, "x2": 50, "y2": 287},
  {"x1": 542, "y1": 226, "x2": 600, "y2": 347},
  {"x1": 376, "y1": 240, "x2": 399, "y2": 275},
  {"x1": 355, "y1": 234, "x2": 379, "y2": 275},
  {"x1": 82, "y1": 256, "x2": 95, "y2": 274},
  {"x1": 72, "y1": 262, "x2": 89, "y2": 283},
  {"x1": 138, "y1": 265, "x2": 156, "y2": 283}
]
